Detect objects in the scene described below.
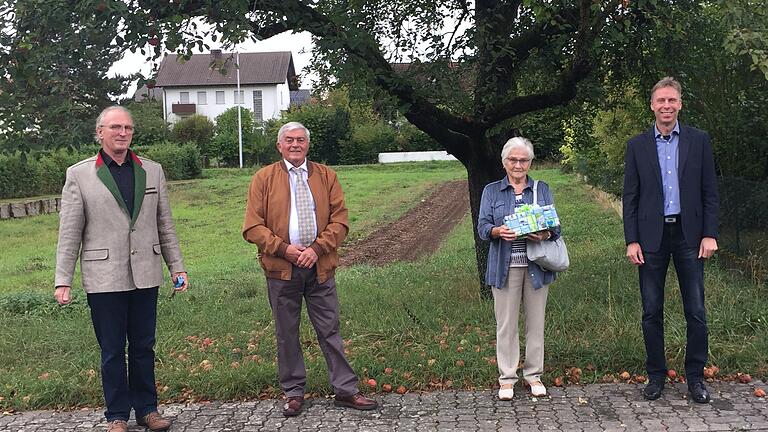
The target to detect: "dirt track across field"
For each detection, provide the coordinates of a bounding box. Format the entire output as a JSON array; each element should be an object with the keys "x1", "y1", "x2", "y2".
[{"x1": 340, "y1": 180, "x2": 470, "y2": 266}]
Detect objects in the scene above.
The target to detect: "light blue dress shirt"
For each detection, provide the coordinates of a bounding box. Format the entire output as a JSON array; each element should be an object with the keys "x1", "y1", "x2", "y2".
[{"x1": 655, "y1": 122, "x2": 681, "y2": 216}]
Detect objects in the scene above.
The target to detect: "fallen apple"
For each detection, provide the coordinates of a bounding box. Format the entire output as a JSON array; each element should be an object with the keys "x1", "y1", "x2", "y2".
[
  {"x1": 667, "y1": 369, "x2": 677, "y2": 380},
  {"x1": 396, "y1": 385, "x2": 407, "y2": 394},
  {"x1": 367, "y1": 378, "x2": 377, "y2": 388},
  {"x1": 754, "y1": 388, "x2": 766, "y2": 398},
  {"x1": 738, "y1": 374, "x2": 752, "y2": 384},
  {"x1": 382, "y1": 384, "x2": 392, "y2": 392}
]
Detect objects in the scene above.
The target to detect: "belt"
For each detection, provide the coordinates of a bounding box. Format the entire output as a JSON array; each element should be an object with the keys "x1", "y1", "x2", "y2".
[{"x1": 664, "y1": 215, "x2": 679, "y2": 224}]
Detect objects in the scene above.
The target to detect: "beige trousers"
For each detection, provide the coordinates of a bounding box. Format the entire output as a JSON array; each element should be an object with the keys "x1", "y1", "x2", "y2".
[{"x1": 493, "y1": 266, "x2": 549, "y2": 386}]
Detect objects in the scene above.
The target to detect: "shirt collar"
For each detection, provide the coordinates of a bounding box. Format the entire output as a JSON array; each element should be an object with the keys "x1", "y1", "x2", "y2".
[
  {"x1": 99, "y1": 149, "x2": 132, "y2": 167},
  {"x1": 283, "y1": 159, "x2": 308, "y2": 173},
  {"x1": 499, "y1": 175, "x2": 533, "y2": 191},
  {"x1": 654, "y1": 122, "x2": 680, "y2": 139}
]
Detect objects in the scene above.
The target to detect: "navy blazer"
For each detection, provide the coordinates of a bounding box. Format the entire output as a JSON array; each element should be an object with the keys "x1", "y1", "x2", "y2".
[{"x1": 622, "y1": 125, "x2": 719, "y2": 253}]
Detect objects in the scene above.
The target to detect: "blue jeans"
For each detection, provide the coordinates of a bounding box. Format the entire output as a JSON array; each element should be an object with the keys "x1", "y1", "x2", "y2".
[
  {"x1": 87, "y1": 288, "x2": 158, "y2": 422},
  {"x1": 639, "y1": 222, "x2": 708, "y2": 384}
]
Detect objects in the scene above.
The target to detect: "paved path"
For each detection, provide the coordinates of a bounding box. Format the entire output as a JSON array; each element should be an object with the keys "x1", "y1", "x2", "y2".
[{"x1": 2, "y1": 383, "x2": 767, "y2": 431}]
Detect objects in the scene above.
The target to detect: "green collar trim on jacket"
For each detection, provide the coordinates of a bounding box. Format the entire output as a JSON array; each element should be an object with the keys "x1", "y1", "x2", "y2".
[{"x1": 95, "y1": 150, "x2": 146, "y2": 228}]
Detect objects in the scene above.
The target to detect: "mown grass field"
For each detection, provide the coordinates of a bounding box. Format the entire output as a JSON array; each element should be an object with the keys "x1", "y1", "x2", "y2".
[{"x1": 0, "y1": 162, "x2": 765, "y2": 411}]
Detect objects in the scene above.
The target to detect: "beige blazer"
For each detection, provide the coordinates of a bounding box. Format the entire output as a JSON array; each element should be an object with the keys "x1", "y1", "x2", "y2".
[{"x1": 55, "y1": 152, "x2": 185, "y2": 293}]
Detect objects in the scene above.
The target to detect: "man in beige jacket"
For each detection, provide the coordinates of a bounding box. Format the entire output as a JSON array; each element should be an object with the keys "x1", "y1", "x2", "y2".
[{"x1": 54, "y1": 106, "x2": 187, "y2": 432}]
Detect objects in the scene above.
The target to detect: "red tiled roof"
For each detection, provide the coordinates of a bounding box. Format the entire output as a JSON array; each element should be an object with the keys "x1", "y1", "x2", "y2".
[{"x1": 155, "y1": 51, "x2": 297, "y2": 89}]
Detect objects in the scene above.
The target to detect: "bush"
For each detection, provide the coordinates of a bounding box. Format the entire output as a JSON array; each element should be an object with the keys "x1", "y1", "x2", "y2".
[
  {"x1": 279, "y1": 104, "x2": 351, "y2": 164},
  {"x1": 0, "y1": 153, "x2": 39, "y2": 199},
  {"x1": 212, "y1": 107, "x2": 256, "y2": 167},
  {"x1": 339, "y1": 121, "x2": 397, "y2": 164},
  {"x1": 395, "y1": 123, "x2": 441, "y2": 152},
  {"x1": 124, "y1": 100, "x2": 170, "y2": 147},
  {"x1": 171, "y1": 114, "x2": 215, "y2": 164},
  {"x1": 0, "y1": 149, "x2": 94, "y2": 199},
  {"x1": 140, "y1": 142, "x2": 202, "y2": 180}
]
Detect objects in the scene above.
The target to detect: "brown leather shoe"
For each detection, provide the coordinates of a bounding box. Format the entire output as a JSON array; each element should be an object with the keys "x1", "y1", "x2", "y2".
[
  {"x1": 106, "y1": 419, "x2": 128, "y2": 432},
  {"x1": 136, "y1": 411, "x2": 172, "y2": 431},
  {"x1": 334, "y1": 392, "x2": 378, "y2": 410},
  {"x1": 282, "y1": 396, "x2": 305, "y2": 417}
]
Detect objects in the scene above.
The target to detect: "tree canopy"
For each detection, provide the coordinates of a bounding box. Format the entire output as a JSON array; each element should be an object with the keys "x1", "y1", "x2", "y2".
[
  {"x1": 2, "y1": 0, "x2": 765, "y2": 285},
  {"x1": 0, "y1": 0, "x2": 132, "y2": 152}
]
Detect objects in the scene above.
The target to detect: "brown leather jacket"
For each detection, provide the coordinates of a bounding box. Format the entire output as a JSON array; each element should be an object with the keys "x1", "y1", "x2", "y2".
[{"x1": 242, "y1": 160, "x2": 348, "y2": 283}]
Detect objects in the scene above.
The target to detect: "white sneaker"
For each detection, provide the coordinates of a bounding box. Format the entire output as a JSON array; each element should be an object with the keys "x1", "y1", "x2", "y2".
[
  {"x1": 498, "y1": 384, "x2": 514, "y2": 400},
  {"x1": 529, "y1": 380, "x2": 547, "y2": 397}
]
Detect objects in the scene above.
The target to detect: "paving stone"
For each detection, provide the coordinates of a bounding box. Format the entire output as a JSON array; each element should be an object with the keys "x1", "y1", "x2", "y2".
[{"x1": 1, "y1": 382, "x2": 766, "y2": 431}]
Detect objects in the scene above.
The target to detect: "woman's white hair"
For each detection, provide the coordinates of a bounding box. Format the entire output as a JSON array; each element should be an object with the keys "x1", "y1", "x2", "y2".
[{"x1": 500, "y1": 136, "x2": 535, "y2": 162}]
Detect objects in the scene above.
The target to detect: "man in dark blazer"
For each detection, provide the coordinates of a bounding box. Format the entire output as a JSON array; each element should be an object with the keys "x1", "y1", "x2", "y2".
[
  {"x1": 623, "y1": 77, "x2": 719, "y2": 404},
  {"x1": 55, "y1": 106, "x2": 188, "y2": 432}
]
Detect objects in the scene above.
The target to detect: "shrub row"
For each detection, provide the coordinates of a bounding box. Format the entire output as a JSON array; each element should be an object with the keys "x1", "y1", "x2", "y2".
[{"x1": 0, "y1": 143, "x2": 202, "y2": 200}]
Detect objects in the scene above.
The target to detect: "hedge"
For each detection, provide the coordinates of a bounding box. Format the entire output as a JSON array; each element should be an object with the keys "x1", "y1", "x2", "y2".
[{"x1": 0, "y1": 144, "x2": 202, "y2": 200}]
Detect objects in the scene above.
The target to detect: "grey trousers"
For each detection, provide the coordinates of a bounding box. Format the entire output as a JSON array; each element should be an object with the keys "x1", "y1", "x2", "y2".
[
  {"x1": 266, "y1": 266, "x2": 359, "y2": 398},
  {"x1": 493, "y1": 266, "x2": 549, "y2": 386}
]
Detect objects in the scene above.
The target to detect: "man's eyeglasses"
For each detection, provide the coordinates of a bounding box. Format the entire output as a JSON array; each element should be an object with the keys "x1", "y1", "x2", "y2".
[
  {"x1": 505, "y1": 157, "x2": 531, "y2": 165},
  {"x1": 102, "y1": 124, "x2": 135, "y2": 133},
  {"x1": 283, "y1": 137, "x2": 306, "y2": 144}
]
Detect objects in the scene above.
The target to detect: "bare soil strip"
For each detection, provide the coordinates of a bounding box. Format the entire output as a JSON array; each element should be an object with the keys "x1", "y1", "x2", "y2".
[{"x1": 340, "y1": 180, "x2": 470, "y2": 266}]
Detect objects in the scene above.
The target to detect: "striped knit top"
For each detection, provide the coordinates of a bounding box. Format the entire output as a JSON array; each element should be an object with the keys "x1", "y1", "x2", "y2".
[{"x1": 509, "y1": 193, "x2": 528, "y2": 267}]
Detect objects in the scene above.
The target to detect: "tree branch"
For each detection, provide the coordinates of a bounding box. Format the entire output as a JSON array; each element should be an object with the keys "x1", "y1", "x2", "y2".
[
  {"x1": 252, "y1": 1, "x2": 479, "y2": 146},
  {"x1": 481, "y1": 0, "x2": 596, "y2": 126}
]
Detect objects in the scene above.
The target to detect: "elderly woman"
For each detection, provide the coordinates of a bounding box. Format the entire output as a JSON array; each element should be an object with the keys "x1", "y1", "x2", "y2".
[{"x1": 477, "y1": 137, "x2": 560, "y2": 400}]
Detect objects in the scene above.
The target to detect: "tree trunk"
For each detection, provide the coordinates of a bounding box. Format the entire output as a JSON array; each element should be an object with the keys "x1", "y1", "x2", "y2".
[{"x1": 456, "y1": 134, "x2": 507, "y2": 298}]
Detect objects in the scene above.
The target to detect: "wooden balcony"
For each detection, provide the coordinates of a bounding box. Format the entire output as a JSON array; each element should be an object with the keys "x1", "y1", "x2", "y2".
[{"x1": 172, "y1": 103, "x2": 196, "y2": 115}]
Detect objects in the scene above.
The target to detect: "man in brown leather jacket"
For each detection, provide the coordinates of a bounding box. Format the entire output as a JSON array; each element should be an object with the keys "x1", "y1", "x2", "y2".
[{"x1": 243, "y1": 121, "x2": 377, "y2": 416}]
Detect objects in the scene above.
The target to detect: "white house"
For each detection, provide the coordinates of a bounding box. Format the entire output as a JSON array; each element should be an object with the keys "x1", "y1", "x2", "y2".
[{"x1": 154, "y1": 50, "x2": 299, "y2": 125}]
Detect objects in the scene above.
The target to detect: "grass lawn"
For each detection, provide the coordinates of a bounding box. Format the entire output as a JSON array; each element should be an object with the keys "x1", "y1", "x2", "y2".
[{"x1": 0, "y1": 162, "x2": 765, "y2": 410}]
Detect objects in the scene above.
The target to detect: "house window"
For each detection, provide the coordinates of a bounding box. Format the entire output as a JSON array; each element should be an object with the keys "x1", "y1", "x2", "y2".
[
  {"x1": 197, "y1": 91, "x2": 207, "y2": 105},
  {"x1": 252, "y1": 90, "x2": 263, "y2": 122},
  {"x1": 234, "y1": 90, "x2": 244, "y2": 104},
  {"x1": 216, "y1": 91, "x2": 225, "y2": 104},
  {"x1": 179, "y1": 92, "x2": 190, "y2": 104}
]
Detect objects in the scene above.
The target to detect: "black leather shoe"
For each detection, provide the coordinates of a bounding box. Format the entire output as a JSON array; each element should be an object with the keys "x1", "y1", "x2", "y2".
[
  {"x1": 643, "y1": 378, "x2": 665, "y2": 400},
  {"x1": 689, "y1": 381, "x2": 711, "y2": 404}
]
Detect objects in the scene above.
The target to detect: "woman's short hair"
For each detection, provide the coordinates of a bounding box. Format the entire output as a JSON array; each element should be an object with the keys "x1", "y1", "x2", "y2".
[
  {"x1": 501, "y1": 137, "x2": 535, "y2": 162},
  {"x1": 277, "y1": 122, "x2": 311, "y2": 142}
]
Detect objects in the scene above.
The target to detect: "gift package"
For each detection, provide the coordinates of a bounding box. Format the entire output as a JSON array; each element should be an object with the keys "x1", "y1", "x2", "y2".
[{"x1": 503, "y1": 204, "x2": 561, "y2": 235}]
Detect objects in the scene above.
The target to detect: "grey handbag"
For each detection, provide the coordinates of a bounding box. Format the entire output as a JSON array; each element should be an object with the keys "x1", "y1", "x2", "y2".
[{"x1": 526, "y1": 180, "x2": 570, "y2": 272}]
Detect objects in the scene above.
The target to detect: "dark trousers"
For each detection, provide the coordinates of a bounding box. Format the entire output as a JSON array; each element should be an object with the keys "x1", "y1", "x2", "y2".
[
  {"x1": 87, "y1": 288, "x2": 158, "y2": 422},
  {"x1": 266, "y1": 266, "x2": 359, "y2": 398},
  {"x1": 639, "y1": 223, "x2": 708, "y2": 384}
]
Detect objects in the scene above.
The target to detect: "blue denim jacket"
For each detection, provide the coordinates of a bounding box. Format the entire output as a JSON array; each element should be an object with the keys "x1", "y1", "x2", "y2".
[{"x1": 477, "y1": 176, "x2": 560, "y2": 290}]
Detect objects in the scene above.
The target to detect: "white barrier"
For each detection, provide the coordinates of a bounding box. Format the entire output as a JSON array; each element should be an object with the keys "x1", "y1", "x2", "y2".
[{"x1": 378, "y1": 151, "x2": 458, "y2": 163}]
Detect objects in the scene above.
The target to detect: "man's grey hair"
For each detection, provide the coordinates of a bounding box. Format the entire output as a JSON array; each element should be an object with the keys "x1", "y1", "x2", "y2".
[
  {"x1": 650, "y1": 76, "x2": 683, "y2": 102},
  {"x1": 501, "y1": 137, "x2": 535, "y2": 162},
  {"x1": 94, "y1": 106, "x2": 133, "y2": 143},
  {"x1": 277, "y1": 121, "x2": 311, "y2": 142}
]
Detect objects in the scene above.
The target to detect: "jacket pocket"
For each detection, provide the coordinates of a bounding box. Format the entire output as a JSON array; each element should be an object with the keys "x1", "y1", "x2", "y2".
[
  {"x1": 82, "y1": 249, "x2": 109, "y2": 261},
  {"x1": 152, "y1": 244, "x2": 162, "y2": 254},
  {"x1": 492, "y1": 201, "x2": 506, "y2": 221}
]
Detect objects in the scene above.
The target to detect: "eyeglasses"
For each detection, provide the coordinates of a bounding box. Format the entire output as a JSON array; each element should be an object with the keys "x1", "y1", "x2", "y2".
[
  {"x1": 102, "y1": 124, "x2": 134, "y2": 133},
  {"x1": 283, "y1": 136, "x2": 306, "y2": 144},
  {"x1": 505, "y1": 157, "x2": 531, "y2": 165}
]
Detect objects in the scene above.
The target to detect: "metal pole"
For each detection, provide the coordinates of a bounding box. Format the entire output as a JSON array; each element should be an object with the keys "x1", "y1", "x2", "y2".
[{"x1": 236, "y1": 50, "x2": 243, "y2": 169}]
